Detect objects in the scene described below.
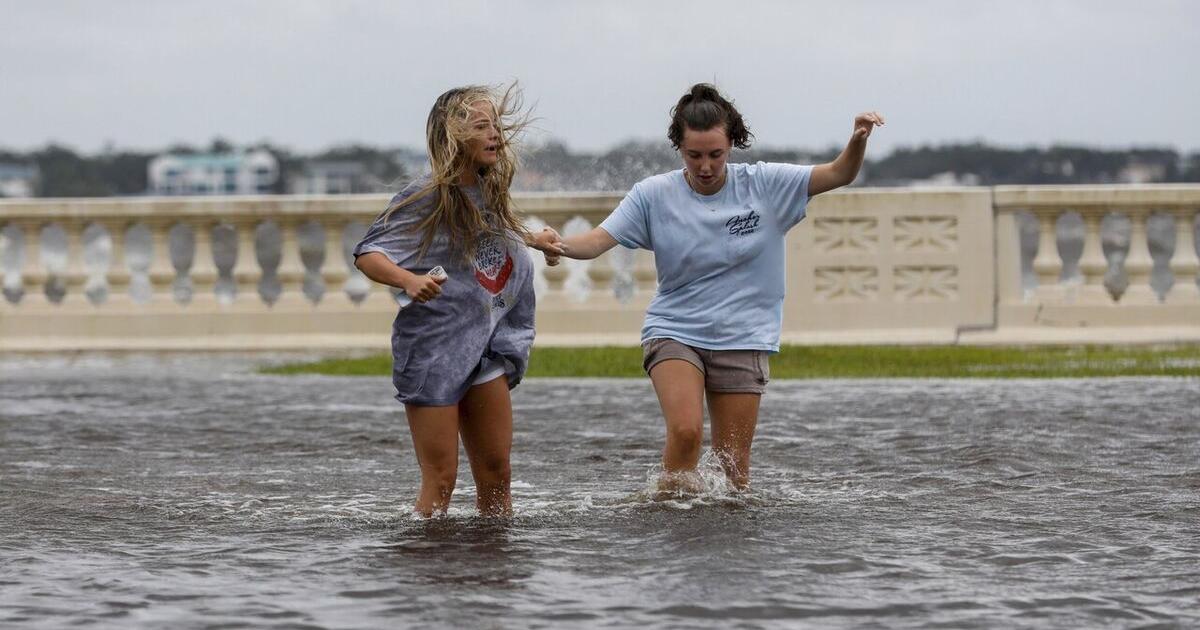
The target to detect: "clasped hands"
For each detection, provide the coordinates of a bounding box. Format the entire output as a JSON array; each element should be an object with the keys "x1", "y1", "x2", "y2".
[{"x1": 528, "y1": 227, "x2": 566, "y2": 266}]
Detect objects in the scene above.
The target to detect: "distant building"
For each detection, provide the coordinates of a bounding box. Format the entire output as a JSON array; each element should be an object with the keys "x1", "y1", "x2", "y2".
[
  {"x1": 906, "y1": 171, "x2": 981, "y2": 187},
  {"x1": 288, "y1": 161, "x2": 381, "y2": 195},
  {"x1": 0, "y1": 163, "x2": 39, "y2": 198},
  {"x1": 1118, "y1": 161, "x2": 1168, "y2": 184},
  {"x1": 148, "y1": 150, "x2": 278, "y2": 195}
]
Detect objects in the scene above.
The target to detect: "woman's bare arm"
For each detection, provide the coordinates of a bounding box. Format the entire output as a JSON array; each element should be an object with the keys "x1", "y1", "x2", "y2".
[
  {"x1": 559, "y1": 227, "x2": 619, "y2": 260},
  {"x1": 354, "y1": 252, "x2": 444, "y2": 302},
  {"x1": 809, "y1": 111, "x2": 885, "y2": 196}
]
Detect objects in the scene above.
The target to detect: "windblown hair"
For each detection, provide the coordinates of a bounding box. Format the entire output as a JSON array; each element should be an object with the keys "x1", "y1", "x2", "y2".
[
  {"x1": 384, "y1": 83, "x2": 532, "y2": 263},
  {"x1": 667, "y1": 83, "x2": 753, "y2": 150}
]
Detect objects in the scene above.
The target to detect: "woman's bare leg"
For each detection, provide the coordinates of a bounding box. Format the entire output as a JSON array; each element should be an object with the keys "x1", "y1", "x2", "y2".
[
  {"x1": 707, "y1": 392, "x2": 761, "y2": 490},
  {"x1": 404, "y1": 403, "x2": 462, "y2": 517},
  {"x1": 649, "y1": 359, "x2": 706, "y2": 492},
  {"x1": 458, "y1": 376, "x2": 514, "y2": 516}
]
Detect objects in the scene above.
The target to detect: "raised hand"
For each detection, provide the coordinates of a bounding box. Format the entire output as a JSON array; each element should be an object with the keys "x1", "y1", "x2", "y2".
[{"x1": 853, "y1": 111, "x2": 885, "y2": 140}]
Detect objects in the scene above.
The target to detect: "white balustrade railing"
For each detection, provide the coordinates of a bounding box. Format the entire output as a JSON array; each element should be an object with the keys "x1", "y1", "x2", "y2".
[
  {"x1": 994, "y1": 187, "x2": 1200, "y2": 304},
  {"x1": 2, "y1": 186, "x2": 1199, "y2": 350},
  {"x1": 0, "y1": 193, "x2": 649, "y2": 350},
  {"x1": 992, "y1": 186, "x2": 1200, "y2": 341}
]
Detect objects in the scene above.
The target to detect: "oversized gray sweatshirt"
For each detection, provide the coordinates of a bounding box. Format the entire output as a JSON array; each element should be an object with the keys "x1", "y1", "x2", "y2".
[{"x1": 352, "y1": 177, "x2": 535, "y2": 406}]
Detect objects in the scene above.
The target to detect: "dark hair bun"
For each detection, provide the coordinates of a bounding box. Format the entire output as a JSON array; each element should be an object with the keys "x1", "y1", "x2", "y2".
[
  {"x1": 668, "y1": 83, "x2": 753, "y2": 150},
  {"x1": 689, "y1": 84, "x2": 722, "y2": 101}
]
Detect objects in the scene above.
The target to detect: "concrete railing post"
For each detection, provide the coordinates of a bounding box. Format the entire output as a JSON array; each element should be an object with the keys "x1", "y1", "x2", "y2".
[
  {"x1": 1077, "y1": 209, "x2": 1112, "y2": 303},
  {"x1": 1121, "y1": 207, "x2": 1157, "y2": 303},
  {"x1": 1031, "y1": 209, "x2": 1063, "y2": 301},
  {"x1": 1167, "y1": 209, "x2": 1200, "y2": 303}
]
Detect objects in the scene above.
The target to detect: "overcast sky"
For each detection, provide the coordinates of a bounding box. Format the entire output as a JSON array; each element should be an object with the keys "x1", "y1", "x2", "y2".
[{"x1": 3, "y1": 0, "x2": 1198, "y2": 155}]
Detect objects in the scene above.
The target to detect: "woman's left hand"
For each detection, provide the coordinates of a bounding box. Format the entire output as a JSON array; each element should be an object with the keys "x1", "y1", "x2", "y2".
[{"x1": 853, "y1": 111, "x2": 886, "y2": 140}]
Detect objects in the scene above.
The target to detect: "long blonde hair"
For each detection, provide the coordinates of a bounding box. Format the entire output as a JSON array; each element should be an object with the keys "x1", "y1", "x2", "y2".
[{"x1": 385, "y1": 83, "x2": 532, "y2": 263}]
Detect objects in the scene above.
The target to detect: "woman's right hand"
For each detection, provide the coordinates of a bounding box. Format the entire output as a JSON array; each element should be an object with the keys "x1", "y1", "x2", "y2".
[{"x1": 400, "y1": 271, "x2": 446, "y2": 303}]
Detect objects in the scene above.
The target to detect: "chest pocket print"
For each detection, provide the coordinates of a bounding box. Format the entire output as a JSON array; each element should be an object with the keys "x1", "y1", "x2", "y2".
[
  {"x1": 724, "y1": 204, "x2": 763, "y2": 265},
  {"x1": 474, "y1": 235, "x2": 513, "y2": 295}
]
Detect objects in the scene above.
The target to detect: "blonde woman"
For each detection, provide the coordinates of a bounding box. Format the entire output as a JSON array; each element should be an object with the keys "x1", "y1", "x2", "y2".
[{"x1": 353, "y1": 85, "x2": 561, "y2": 517}]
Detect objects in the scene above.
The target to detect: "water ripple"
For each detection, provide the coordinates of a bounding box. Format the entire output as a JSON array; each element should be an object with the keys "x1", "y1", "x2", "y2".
[{"x1": 1, "y1": 358, "x2": 1198, "y2": 628}]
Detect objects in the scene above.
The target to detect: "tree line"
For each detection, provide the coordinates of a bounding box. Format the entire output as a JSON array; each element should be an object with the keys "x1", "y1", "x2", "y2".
[{"x1": 1, "y1": 138, "x2": 1197, "y2": 198}]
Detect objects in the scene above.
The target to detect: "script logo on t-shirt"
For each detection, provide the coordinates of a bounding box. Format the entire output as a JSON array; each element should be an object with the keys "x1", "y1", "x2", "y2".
[
  {"x1": 474, "y1": 235, "x2": 513, "y2": 295},
  {"x1": 726, "y1": 208, "x2": 760, "y2": 236}
]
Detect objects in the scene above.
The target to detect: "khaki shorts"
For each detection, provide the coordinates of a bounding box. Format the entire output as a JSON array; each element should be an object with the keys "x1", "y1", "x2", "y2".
[{"x1": 641, "y1": 337, "x2": 770, "y2": 394}]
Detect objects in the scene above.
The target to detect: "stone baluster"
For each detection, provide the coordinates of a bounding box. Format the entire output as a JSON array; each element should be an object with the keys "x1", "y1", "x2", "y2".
[
  {"x1": 1076, "y1": 208, "x2": 1113, "y2": 304},
  {"x1": 64, "y1": 219, "x2": 88, "y2": 303},
  {"x1": 0, "y1": 223, "x2": 21, "y2": 305},
  {"x1": 321, "y1": 218, "x2": 350, "y2": 301},
  {"x1": 1120, "y1": 207, "x2": 1157, "y2": 304},
  {"x1": 102, "y1": 219, "x2": 130, "y2": 302},
  {"x1": 149, "y1": 220, "x2": 178, "y2": 302},
  {"x1": 191, "y1": 219, "x2": 219, "y2": 304},
  {"x1": 230, "y1": 218, "x2": 261, "y2": 304},
  {"x1": 16, "y1": 220, "x2": 43, "y2": 305},
  {"x1": 277, "y1": 218, "x2": 307, "y2": 303},
  {"x1": 1166, "y1": 209, "x2": 1200, "y2": 303},
  {"x1": 1031, "y1": 209, "x2": 1063, "y2": 301}
]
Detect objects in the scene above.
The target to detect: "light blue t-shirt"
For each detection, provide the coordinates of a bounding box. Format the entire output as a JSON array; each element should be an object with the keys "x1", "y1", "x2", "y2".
[{"x1": 599, "y1": 161, "x2": 813, "y2": 352}]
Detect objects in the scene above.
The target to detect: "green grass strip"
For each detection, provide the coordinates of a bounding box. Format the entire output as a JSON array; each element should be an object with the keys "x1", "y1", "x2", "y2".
[{"x1": 262, "y1": 344, "x2": 1200, "y2": 379}]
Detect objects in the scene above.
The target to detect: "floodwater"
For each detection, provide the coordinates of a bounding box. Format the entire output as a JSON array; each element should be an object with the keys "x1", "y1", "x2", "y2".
[{"x1": 2, "y1": 355, "x2": 1198, "y2": 629}]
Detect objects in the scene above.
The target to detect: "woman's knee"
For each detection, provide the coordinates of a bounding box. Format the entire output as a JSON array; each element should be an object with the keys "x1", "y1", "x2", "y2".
[
  {"x1": 666, "y1": 422, "x2": 703, "y2": 451},
  {"x1": 420, "y1": 458, "x2": 458, "y2": 490},
  {"x1": 475, "y1": 455, "x2": 511, "y2": 486}
]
